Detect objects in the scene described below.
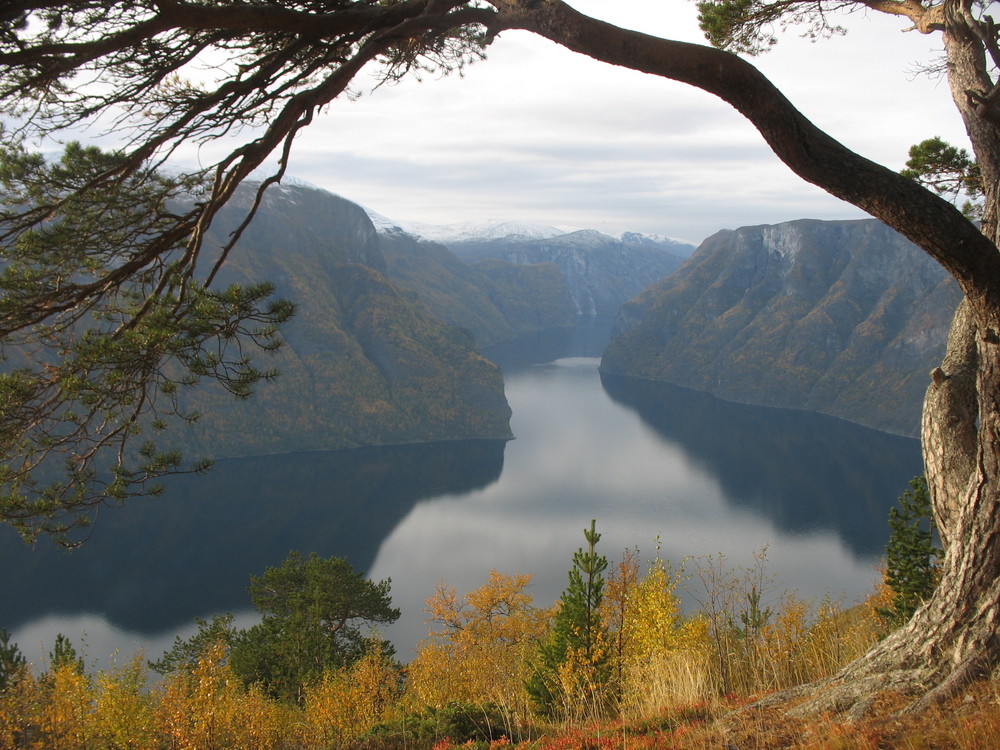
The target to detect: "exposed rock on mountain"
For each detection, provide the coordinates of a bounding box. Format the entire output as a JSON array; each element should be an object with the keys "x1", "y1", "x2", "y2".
[
  {"x1": 173, "y1": 183, "x2": 512, "y2": 458},
  {"x1": 601, "y1": 219, "x2": 961, "y2": 436},
  {"x1": 442, "y1": 228, "x2": 691, "y2": 318}
]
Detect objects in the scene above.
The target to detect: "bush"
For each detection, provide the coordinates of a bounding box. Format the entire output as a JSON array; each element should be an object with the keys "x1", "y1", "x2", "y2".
[{"x1": 368, "y1": 702, "x2": 521, "y2": 747}]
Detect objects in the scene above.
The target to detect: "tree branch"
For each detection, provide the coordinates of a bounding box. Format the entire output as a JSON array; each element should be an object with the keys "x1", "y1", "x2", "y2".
[{"x1": 489, "y1": 0, "x2": 1000, "y2": 302}]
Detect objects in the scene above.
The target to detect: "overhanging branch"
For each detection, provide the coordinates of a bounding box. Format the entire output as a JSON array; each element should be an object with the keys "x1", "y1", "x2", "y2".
[{"x1": 489, "y1": 0, "x2": 1000, "y2": 300}]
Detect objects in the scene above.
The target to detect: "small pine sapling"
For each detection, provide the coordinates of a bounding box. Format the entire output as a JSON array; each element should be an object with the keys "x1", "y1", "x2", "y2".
[{"x1": 880, "y1": 477, "x2": 941, "y2": 628}]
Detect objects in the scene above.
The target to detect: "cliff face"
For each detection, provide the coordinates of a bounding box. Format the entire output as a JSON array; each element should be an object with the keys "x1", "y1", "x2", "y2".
[
  {"x1": 172, "y1": 182, "x2": 512, "y2": 459},
  {"x1": 601, "y1": 219, "x2": 962, "y2": 436},
  {"x1": 446, "y1": 229, "x2": 690, "y2": 318}
]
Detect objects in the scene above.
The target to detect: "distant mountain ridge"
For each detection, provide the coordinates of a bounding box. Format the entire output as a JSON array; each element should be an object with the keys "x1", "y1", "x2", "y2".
[
  {"x1": 424, "y1": 224, "x2": 693, "y2": 318},
  {"x1": 377, "y1": 227, "x2": 577, "y2": 349},
  {"x1": 601, "y1": 218, "x2": 961, "y2": 437}
]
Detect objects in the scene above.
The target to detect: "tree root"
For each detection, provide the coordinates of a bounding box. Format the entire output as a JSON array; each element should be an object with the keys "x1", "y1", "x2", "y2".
[{"x1": 731, "y1": 657, "x2": 988, "y2": 725}]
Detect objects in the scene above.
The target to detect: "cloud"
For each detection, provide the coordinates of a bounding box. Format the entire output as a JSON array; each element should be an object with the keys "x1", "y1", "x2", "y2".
[{"x1": 176, "y1": 1, "x2": 970, "y2": 245}]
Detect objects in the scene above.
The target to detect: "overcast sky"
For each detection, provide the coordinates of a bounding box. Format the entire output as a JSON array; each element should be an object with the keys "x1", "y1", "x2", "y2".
[{"x1": 185, "y1": 0, "x2": 969, "y2": 245}]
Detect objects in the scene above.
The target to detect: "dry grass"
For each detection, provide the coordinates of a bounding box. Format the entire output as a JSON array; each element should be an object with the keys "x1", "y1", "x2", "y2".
[
  {"x1": 417, "y1": 678, "x2": 998, "y2": 750},
  {"x1": 517, "y1": 679, "x2": 1000, "y2": 750}
]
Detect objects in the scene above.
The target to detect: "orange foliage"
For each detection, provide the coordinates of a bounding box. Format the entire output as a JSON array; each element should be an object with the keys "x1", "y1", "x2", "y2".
[
  {"x1": 407, "y1": 570, "x2": 549, "y2": 720},
  {"x1": 156, "y1": 641, "x2": 289, "y2": 750}
]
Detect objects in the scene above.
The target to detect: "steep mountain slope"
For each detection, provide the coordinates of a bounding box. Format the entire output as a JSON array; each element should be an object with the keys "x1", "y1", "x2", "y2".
[
  {"x1": 601, "y1": 219, "x2": 961, "y2": 436},
  {"x1": 169, "y1": 183, "x2": 512, "y2": 459},
  {"x1": 378, "y1": 228, "x2": 577, "y2": 348},
  {"x1": 443, "y1": 228, "x2": 691, "y2": 317}
]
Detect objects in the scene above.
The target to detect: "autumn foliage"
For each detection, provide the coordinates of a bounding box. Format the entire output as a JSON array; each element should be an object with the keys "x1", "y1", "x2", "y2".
[
  {"x1": 406, "y1": 570, "x2": 548, "y2": 723},
  {"x1": 0, "y1": 550, "x2": 903, "y2": 749}
]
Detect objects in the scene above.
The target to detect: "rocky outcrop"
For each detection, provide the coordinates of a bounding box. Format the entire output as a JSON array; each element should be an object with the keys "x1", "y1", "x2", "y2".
[
  {"x1": 446, "y1": 229, "x2": 690, "y2": 318},
  {"x1": 601, "y1": 219, "x2": 962, "y2": 436}
]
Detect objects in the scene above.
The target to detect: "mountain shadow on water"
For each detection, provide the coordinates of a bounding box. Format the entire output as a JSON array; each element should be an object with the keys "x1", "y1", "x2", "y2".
[
  {"x1": 0, "y1": 440, "x2": 506, "y2": 633},
  {"x1": 600, "y1": 374, "x2": 923, "y2": 557}
]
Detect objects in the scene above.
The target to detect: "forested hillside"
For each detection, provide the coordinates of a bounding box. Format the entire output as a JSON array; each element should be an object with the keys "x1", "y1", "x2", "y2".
[
  {"x1": 379, "y1": 229, "x2": 577, "y2": 348},
  {"x1": 602, "y1": 219, "x2": 960, "y2": 436},
  {"x1": 164, "y1": 182, "x2": 514, "y2": 459}
]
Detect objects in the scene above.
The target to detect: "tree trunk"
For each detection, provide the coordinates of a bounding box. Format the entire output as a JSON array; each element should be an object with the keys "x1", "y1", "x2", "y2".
[
  {"x1": 779, "y1": 289, "x2": 1000, "y2": 718},
  {"x1": 922, "y1": 298, "x2": 977, "y2": 547},
  {"x1": 489, "y1": 0, "x2": 1000, "y2": 714}
]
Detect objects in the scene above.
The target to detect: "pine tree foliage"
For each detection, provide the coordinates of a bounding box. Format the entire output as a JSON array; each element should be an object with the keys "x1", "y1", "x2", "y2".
[
  {"x1": 880, "y1": 476, "x2": 941, "y2": 628},
  {"x1": 901, "y1": 137, "x2": 983, "y2": 218},
  {"x1": 695, "y1": 0, "x2": 848, "y2": 55},
  {"x1": 527, "y1": 519, "x2": 611, "y2": 717},
  {"x1": 47, "y1": 633, "x2": 84, "y2": 675},
  {"x1": 0, "y1": 0, "x2": 490, "y2": 541},
  {"x1": 152, "y1": 550, "x2": 399, "y2": 703},
  {"x1": 0, "y1": 140, "x2": 294, "y2": 544},
  {"x1": 0, "y1": 630, "x2": 25, "y2": 692},
  {"x1": 148, "y1": 613, "x2": 237, "y2": 676}
]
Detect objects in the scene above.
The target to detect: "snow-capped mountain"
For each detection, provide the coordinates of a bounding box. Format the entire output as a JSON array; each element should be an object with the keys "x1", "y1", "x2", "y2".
[
  {"x1": 378, "y1": 217, "x2": 570, "y2": 244},
  {"x1": 362, "y1": 210, "x2": 693, "y2": 251}
]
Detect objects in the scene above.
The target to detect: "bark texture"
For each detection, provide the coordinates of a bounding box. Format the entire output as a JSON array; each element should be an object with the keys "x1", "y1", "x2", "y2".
[{"x1": 922, "y1": 297, "x2": 977, "y2": 546}]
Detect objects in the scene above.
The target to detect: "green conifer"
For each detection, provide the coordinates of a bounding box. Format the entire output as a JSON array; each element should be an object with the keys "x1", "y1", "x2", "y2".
[
  {"x1": 880, "y1": 476, "x2": 941, "y2": 628},
  {"x1": 48, "y1": 633, "x2": 84, "y2": 674},
  {"x1": 527, "y1": 519, "x2": 611, "y2": 716},
  {"x1": 0, "y1": 629, "x2": 25, "y2": 690}
]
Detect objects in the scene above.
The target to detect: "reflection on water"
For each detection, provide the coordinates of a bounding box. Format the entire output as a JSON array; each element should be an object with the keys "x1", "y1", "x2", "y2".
[
  {"x1": 367, "y1": 358, "x2": 922, "y2": 656},
  {"x1": 5, "y1": 328, "x2": 923, "y2": 668},
  {"x1": 4, "y1": 440, "x2": 505, "y2": 663},
  {"x1": 600, "y1": 374, "x2": 924, "y2": 557}
]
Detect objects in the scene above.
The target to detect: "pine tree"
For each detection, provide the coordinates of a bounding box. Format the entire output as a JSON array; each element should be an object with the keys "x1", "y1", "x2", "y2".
[
  {"x1": 152, "y1": 551, "x2": 399, "y2": 703},
  {"x1": 0, "y1": 629, "x2": 25, "y2": 691},
  {"x1": 527, "y1": 519, "x2": 610, "y2": 717},
  {"x1": 48, "y1": 634, "x2": 84, "y2": 674},
  {"x1": 880, "y1": 477, "x2": 941, "y2": 628}
]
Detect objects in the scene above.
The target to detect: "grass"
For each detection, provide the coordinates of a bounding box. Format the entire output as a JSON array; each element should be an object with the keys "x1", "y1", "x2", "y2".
[{"x1": 420, "y1": 680, "x2": 1000, "y2": 750}]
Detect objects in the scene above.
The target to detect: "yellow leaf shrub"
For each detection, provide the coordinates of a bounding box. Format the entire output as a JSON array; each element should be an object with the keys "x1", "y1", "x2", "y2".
[
  {"x1": 93, "y1": 655, "x2": 158, "y2": 750},
  {"x1": 156, "y1": 641, "x2": 287, "y2": 750},
  {"x1": 36, "y1": 664, "x2": 95, "y2": 750},
  {"x1": 406, "y1": 571, "x2": 549, "y2": 723},
  {"x1": 301, "y1": 642, "x2": 399, "y2": 747},
  {"x1": 604, "y1": 553, "x2": 711, "y2": 719},
  {"x1": 0, "y1": 668, "x2": 39, "y2": 749}
]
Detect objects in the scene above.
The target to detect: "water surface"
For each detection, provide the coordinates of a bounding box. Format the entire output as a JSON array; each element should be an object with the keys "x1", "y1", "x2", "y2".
[{"x1": 5, "y1": 329, "x2": 922, "y2": 665}]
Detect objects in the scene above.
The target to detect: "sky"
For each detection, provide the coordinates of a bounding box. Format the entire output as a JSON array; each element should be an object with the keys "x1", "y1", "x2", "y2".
[{"x1": 176, "y1": 0, "x2": 970, "y2": 246}]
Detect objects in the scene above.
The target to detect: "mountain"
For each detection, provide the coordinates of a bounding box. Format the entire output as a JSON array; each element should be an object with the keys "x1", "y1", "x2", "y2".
[
  {"x1": 377, "y1": 228, "x2": 577, "y2": 348},
  {"x1": 167, "y1": 182, "x2": 513, "y2": 459},
  {"x1": 411, "y1": 223, "x2": 692, "y2": 318},
  {"x1": 383, "y1": 218, "x2": 567, "y2": 244},
  {"x1": 601, "y1": 219, "x2": 961, "y2": 437}
]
